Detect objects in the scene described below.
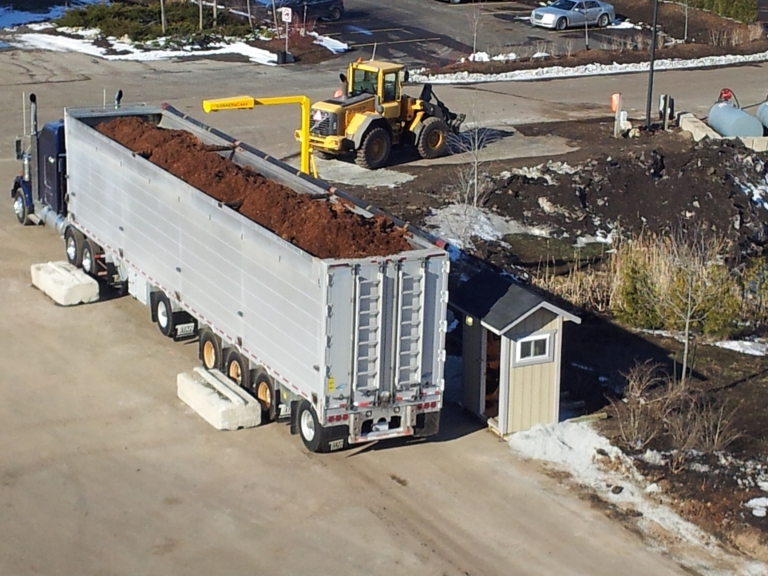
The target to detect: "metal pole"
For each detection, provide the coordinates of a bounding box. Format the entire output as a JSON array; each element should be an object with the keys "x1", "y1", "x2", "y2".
[
  {"x1": 584, "y1": 10, "x2": 589, "y2": 50},
  {"x1": 160, "y1": 0, "x2": 166, "y2": 34},
  {"x1": 684, "y1": 0, "x2": 688, "y2": 42},
  {"x1": 199, "y1": 0, "x2": 203, "y2": 31},
  {"x1": 645, "y1": 0, "x2": 659, "y2": 128}
]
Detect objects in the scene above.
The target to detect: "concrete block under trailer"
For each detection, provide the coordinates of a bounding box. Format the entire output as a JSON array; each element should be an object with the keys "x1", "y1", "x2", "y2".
[{"x1": 11, "y1": 98, "x2": 449, "y2": 453}]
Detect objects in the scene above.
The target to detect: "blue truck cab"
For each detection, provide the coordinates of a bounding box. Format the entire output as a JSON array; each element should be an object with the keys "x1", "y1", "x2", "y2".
[{"x1": 11, "y1": 93, "x2": 67, "y2": 230}]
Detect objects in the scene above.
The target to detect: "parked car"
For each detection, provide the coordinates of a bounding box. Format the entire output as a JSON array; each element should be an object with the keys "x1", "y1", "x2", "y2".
[
  {"x1": 255, "y1": 0, "x2": 344, "y2": 22},
  {"x1": 530, "y1": 0, "x2": 615, "y2": 31}
]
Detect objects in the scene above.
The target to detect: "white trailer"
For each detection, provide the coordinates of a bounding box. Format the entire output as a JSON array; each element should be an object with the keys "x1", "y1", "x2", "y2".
[{"x1": 14, "y1": 99, "x2": 449, "y2": 452}]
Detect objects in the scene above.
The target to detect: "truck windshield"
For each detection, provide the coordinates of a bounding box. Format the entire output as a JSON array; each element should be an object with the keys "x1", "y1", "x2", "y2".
[{"x1": 352, "y1": 69, "x2": 377, "y2": 96}]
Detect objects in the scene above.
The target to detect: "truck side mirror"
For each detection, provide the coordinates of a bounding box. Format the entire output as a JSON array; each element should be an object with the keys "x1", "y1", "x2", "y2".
[{"x1": 15, "y1": 136, "x2": 22, "y2": 161}]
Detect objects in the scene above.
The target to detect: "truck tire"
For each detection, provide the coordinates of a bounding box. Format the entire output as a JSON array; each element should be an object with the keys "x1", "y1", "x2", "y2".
[
  {"x1": 153, "y1": 292, "x2": 175, "y2": 338},
  {"x1": 199, "y1": 328, "x2": 222, "y2": 371},
  {"x1": 225, "y1": 349, "x2": 250, "y2": 389},
  {"x1": 64, "y1": 227, "x2": 84, "y2": 267},
  {"x1": 298, "y1": 400, "x2": 327, "y2": 453},
  {"x1": 355, "y1": 127, "x2": 391, "y2": 170},
  {"x1": 252, "y1": 372, "x2": 277, "y2": 422},
  {"x1": 416, "y1": 117, "x2": 449, "y2": 159},
  {"x1": 12, "y1": 187, "x2": 30, "y2": 226},
  {"x1": 81, "y1": 239, "x2": 100, "y2": 277}
]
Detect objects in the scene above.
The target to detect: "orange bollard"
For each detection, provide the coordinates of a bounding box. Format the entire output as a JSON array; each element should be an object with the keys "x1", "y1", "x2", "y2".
[{"x1": 610, "y1": 93, "x2": 621, "y2": 113}]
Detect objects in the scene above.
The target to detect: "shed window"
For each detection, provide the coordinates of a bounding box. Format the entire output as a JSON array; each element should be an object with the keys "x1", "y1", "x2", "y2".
[{"x1": 515, "y1": 333, "x2": 552, "y2": 365}]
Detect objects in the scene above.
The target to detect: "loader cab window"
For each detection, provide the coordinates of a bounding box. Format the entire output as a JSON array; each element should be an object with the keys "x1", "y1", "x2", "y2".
[
  {"x1": 382, "y1": 72, "x2": 399, "y2": 102},
  {"x1": 352, "y1": 69, "x2": 377, "y2": 96}
]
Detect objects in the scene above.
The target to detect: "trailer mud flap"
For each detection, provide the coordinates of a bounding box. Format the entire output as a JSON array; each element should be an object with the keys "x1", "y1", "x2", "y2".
[
  {"x1": 413, "y1": 412, "x2": 440, "y2": 438},
  {"x1": 290, "y1": 400, "x2": 299, "y2": 435}
]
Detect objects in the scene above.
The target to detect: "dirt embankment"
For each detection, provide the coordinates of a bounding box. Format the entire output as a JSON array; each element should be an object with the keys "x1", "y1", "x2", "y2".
[{"x1": 96, "y1": 117, "x2": 410, "y2": 259}]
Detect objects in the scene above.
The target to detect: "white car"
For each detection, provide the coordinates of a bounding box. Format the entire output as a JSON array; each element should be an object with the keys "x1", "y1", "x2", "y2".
[{"x1": 531, "y1": 0, "x2": 615, "y2": 31}]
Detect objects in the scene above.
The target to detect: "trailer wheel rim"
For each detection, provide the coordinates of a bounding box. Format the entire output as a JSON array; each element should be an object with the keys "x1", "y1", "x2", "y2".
[
  {"x1": 228, "y1": 360, "x2": 242, "y2": 385},
  {"x1": 300, "y1": 410, "x2": 316, "y2": 442},
  {"x1": 257, "y1": 380, "x2": 272, "y2": 408},
  {"x1": 82, "y1": 247, "x2": 93, "y2": 274},
  {"x1": 13, "y1": 195, "x2": 24, "y2": 219},
  {"x1": 203, "y1": 340, "x2": 216, "y2": 369},
  {"x1": 156, "y1": 300, "x2": 169, "y2": 329},
  {"x1": 66, "y1": 236, "x2": 77, "y2": 262}
]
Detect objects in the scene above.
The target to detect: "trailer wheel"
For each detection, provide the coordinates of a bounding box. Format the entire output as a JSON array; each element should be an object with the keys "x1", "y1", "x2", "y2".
[
  {"x1": 355, "y1": 127, "x2": 391, "y2": 170},
  {"x1": 81, "y1": 240, "x2": 100, "y2": 277},
  {"x1": 298, "y1": 400, "x2": 326, "y2": 453},
  {"x1": 64, "y1": 228, "x2": 84, "y2": 268},
  {"x1": 416, "y1": 117, "x2": 449, "y2": 159},
  {"x1": 225, "y1": 349, "x2": 250, "y2": 389},
  {"x1": 252, "y1": 373, "x2": 277, "y2": 422},
  {"x1": 12, "y1": 187, "x2": 30, "y2": 226},
  {"x1": 153, "y1": 292, "x2": 175, "y2": 338},
  {"x1": 199, "y1": 329, "x2": 222, "y2": 371}
]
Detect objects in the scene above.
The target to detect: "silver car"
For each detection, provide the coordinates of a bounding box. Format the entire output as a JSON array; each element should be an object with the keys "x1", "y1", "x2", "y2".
[{"x1": 531, "y1": 0, "x2": 615, "y2": 31}]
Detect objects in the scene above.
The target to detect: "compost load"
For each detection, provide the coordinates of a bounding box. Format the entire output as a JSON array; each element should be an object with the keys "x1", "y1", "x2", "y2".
[{"x1": 96, "y1": 117, "x2": 410, "y2": 259}]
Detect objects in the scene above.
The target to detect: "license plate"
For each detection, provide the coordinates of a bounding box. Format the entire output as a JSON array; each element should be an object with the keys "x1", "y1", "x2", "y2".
[
  {"x1": 175, "y1": 323, "x2": 196, "y2": 338},
  {"x1": 328, "y1": 439, "x2": 345, "y2": 452}
]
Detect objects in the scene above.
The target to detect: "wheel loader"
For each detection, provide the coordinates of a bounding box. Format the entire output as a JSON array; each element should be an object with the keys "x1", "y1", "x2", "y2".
[{"x1": 297, "y1": 59, "x2": 465, "y2": 170}]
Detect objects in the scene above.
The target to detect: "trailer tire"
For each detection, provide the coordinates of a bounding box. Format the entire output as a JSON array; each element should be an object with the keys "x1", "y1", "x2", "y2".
[
  {"x1": 81, "y1": 240, "x2": 100, "y2": 277},
  {"x1": 199, "y1": 329, "x2": 222, "y2": 371},
  {"x1": 64, "y1": 227, "x2": 84, "y2": 268},
  {"x1": 225, "y1": 349, "x2": 250, "y2": 389},
  {"x1": 355, "y1": 127, "x2": 391, "y2": 170},
  {"x1": 251, "y1": 372, "x2": 277, "y2": 423},
  {"x1": 298, "y1": 400, "x2": 327, "y2": 453},
  {"x1": 153, "y1": 292, "x2": 175, "y2": 338},
  {"x1": 416, "y1": 117, "x2": 449, "y2": 159}
]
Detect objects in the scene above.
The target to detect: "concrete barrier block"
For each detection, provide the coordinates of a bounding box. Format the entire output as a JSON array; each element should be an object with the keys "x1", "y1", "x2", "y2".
[
  {"x1": 177, "y1": 367, "x2": 261, "y2": 431},
  {"x1": 740, "y1": 136, "x2": 768, "y2": 152},
  {"x1": 679, "y1": 113, "x2": 721, "y2": 142},
  {"x1": 30, "y1": 261, "x2": 100, "y2": 306}
]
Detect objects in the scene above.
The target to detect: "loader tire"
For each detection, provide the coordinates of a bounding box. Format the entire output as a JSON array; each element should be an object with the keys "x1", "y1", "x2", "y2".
[
  {"x1": 355, "y1": 127, "x2": 391, "y2": 170},
  {"x1": 64, "y1": 227, "x2": 84, "y2": 267},
  {"x1": 417, "y1": 117, "x2": 449, "y2": 159}
]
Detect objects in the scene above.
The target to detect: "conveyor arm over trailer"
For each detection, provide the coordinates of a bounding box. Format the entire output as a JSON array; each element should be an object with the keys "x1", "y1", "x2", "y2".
[{"x1": 10, "y1": 96, "x2": 449, "y2": 453}]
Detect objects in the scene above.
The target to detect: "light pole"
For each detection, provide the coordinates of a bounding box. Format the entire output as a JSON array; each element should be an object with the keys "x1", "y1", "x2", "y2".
[{"x1": 644, "y1": 0, "x2": 660, "y2": 128}]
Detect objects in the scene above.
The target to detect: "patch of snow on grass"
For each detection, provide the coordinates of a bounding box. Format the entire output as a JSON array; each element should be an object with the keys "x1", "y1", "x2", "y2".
[
  {"x1": 411, "y1": 50, "x2": 768, "y2": 85},
  {"x1": 608, "y1": 19, "x2": 640, "y2": 29},
  {"x1": 713, "y1": 340, "x2": 768, "y2": 356},
  {"x1": 426, "y1": 204, "x2": 552, "y2": 250},
  {"x1": 746, "y1": 497, "x2": 768, "y2": 517},
  {"x1": 308, "y1": 31, "x2": 349, "y2": 54},
  {"x1": 10, "y1": 31, "x2": 278, "y2": 65},
  {"x1": 509, "y1": 421, "x2": 768, "y2": 576}
]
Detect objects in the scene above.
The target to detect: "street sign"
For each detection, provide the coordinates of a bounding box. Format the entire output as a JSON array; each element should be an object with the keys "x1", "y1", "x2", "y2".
[{"x1": 280, "y1": 7, "x2": 292, "y2": 23}]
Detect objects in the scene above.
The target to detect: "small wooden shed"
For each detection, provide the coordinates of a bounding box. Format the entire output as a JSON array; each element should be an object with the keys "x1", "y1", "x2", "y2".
[{"x1": 451, "y1": 270, "x2": 580, "y2": 436}]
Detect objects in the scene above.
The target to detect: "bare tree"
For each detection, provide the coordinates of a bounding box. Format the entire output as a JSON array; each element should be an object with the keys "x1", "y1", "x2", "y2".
[
  {"x1": 609, "y1": 361, "x2": 664, "y2": 451},
  {"x1": 467, "y1": 1, "x2": 485, "y2": 55},
  {"x1": 639, "y1": 228, "x2": 735, "y2": 388}
]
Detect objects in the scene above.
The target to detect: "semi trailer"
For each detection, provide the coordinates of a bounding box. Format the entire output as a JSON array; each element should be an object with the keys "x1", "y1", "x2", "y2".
[{"x1": 10, "y1": 94, "x2": 449, "y2": 453}]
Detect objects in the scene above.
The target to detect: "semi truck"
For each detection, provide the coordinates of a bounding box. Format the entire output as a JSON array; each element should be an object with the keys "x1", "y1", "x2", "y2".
[{"x1": 10, "y1": 94, "x2": 449, "y2": 453}]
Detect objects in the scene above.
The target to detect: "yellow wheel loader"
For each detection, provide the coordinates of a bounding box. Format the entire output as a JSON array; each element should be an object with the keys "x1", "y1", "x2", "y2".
[{"x1": 297, "y1": 59, "x2": 465, "y2": 170}]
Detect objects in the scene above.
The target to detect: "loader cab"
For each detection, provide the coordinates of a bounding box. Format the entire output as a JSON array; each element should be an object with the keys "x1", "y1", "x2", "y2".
[
  {"x1": 36, "y1": 120, "x2": 67, "y2": 215},
  {"x1": 344, "y1": 60, "x2": 409, "y2": 122}
]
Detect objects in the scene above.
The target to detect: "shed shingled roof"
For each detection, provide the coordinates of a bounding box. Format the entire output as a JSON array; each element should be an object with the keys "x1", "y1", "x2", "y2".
[{"x1": 450, "y1": 270, "x2": 580, "y2": 335}]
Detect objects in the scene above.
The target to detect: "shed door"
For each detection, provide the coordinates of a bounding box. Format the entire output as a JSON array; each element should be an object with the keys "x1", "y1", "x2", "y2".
[{"x1": 462, "y1": 319, "x2": 484, "y2": 415}]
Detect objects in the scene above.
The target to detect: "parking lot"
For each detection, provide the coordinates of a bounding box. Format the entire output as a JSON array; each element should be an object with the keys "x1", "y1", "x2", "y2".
[{"x1": 311, "y1": 0, "x2": 636, "y2": 66}]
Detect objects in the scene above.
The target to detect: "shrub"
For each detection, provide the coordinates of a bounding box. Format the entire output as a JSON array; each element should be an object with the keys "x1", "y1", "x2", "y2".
[{"x1": 692, "y1": 0, "x2": 757, "y2": 23}]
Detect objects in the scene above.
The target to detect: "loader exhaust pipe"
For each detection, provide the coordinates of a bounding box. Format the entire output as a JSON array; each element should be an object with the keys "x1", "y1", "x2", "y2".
[{"x1": 29, "y1": 93, "x2": 37, "y2": 135}]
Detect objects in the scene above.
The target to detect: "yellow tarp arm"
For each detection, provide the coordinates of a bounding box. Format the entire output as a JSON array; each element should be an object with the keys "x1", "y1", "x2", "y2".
[{"x1": 202, "y1": 95, "x2": 311, "y2": 175}]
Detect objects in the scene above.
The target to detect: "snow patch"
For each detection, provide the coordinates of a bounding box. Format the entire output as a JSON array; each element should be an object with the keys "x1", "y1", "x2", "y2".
[
  {"x1": 510, "y1": 422, "x2": 768, "y2": 576},
  {"x1": 745, "y1": 497, "x2": 768, "y2": 517},
  {"x1": 426, "y1": 204, "x2": 552, "y2": 250},
  {"x1": 308, "y1": 31, "x2": 349, "y2": 54},
  {"x1": 713, "y1": 340, "x2": 768, "y2": 356},
  {"x1": 412, "y1": 50, "x2": 768, "y2": 85},
  {"x1": 311, "y1": 157, "x2": 414, "y2": 188}
]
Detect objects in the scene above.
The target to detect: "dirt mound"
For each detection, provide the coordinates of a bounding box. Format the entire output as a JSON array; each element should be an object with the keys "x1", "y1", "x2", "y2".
[{"x1": 96, "y1": 117, "x2": 410, "y2": 259}]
